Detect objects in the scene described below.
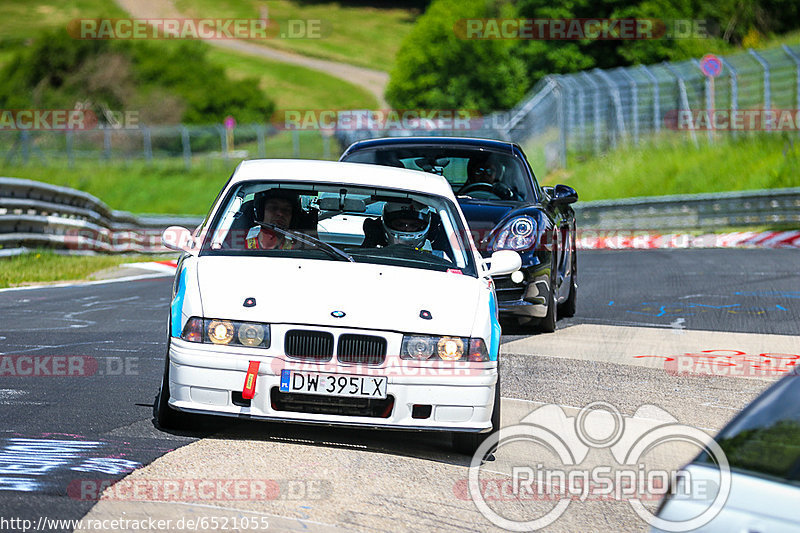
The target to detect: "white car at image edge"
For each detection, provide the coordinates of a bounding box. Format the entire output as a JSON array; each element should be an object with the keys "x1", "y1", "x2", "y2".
[{"x1": 157, "y1": 159, "x2": 521, "y2": 455}]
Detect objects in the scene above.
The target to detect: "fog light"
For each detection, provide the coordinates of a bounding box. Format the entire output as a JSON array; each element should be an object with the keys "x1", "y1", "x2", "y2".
[
  {"x1": 237, "y1": 323, "x2": 265, "y2": 347},
  {"x1": 511, "y1": 270, "x2": 524, "y2": 284}
]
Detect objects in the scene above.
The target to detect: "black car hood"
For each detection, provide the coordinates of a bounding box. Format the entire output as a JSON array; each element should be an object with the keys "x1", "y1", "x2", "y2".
[{"x1": 459, "y1": 200, "x2": 534, "y2": 251}]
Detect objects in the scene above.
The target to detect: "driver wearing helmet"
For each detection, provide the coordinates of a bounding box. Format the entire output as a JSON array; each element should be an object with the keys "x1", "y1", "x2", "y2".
[{"x1": 381, "y1": 201, "x2": 431, "y2": 249}]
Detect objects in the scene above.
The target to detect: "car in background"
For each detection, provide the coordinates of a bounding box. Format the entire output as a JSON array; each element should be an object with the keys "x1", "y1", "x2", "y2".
[
  {"x1": 340, "y1": 137, "x2": 578, "y2": 332},
  {"x1": 652, "y1": 373, "x2": 800, "y2": 532},
  {"x1": 158, "y1": 159, "x2": 522, "y2": 455}
]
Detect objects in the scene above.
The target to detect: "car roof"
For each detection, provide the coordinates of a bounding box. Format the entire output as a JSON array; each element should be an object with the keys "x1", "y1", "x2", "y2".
[
  {"x1": 345, "y1": 136, "x2": 517, "y2": 153},
  {"x1": 231, "y1": 159, "x2": 457, "y2": 200}
]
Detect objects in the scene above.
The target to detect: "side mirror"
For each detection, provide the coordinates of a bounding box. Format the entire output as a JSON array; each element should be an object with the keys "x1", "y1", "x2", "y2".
[
  {"x1": 486, "y1": 250, "x2": 522, "y2": 277},
  {"x1": 551, "y1": 184, "x2": 578, "y2": 206},
  {"x1": 162, "y1": 226, "x2": 195, "y2": 253}
]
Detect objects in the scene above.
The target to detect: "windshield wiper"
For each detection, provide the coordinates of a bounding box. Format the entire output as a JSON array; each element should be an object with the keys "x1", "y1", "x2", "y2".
[{"x1": 255, "y1": 222, "x2": 355, "y2": 262}]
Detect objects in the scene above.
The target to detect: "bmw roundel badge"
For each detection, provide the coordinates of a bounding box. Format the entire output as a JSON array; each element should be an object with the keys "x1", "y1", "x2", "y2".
[{"x1": 331, "y1": 310, "x2": 346, "y2": 318}]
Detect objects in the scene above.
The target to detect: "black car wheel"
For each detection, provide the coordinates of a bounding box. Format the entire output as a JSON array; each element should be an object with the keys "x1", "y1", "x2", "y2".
[
  {"x1": 558, "y1": 250, "x2": 577, "y2": 318},
  {"x1": 536, "y1": 245, "x2": 558, "y2": 333},
  {"x1": 453, "y1": 375, "x2": 501, "y2": 460}
]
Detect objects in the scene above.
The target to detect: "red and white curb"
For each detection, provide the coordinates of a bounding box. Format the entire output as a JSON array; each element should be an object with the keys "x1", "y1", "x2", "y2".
[
  {"x1": 577, "y1": 230, "x2": 800, "y2": 250},
  {"x1": 122, "y1": 259, "x2": 178, "y2": 273}
]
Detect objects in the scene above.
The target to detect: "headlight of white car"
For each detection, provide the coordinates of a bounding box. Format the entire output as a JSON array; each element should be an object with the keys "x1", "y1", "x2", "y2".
[
  {"x1": 400, "y1": 335, "x2": 490, "y2": 362},
  {"x1": 181, "y1": 317, "x2": 271, "y2": 349}
]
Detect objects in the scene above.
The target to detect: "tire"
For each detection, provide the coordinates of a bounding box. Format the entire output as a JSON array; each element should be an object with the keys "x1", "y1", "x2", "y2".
[
  {"x1": 558, "y1": 250, "x2": 577, "y2": 318},
  {"x1": 155, "y1": 351, "x2": 188, "y2": 430},
  {"x1": 453, "y1": 375, "x2": 501, "y2": 460},
  {"x1": 536, "y1": 247, "x2": 558, "y2": 333}
]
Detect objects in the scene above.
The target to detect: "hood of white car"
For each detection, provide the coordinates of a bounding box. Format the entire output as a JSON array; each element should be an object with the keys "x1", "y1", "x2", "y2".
[{"x1": 195, "y1": 256, "x2": 482, "y2": 336}]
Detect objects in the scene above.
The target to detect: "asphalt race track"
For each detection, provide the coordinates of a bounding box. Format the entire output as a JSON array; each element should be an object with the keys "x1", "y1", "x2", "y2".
[{"x1": 0, "y1": 249, "x2": 798, "y2": 532}]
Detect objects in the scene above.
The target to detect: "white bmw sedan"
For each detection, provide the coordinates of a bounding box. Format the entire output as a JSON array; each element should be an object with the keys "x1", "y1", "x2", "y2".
[{"x1": 158, "y1": 160, "x2": 520, "y2": 455}]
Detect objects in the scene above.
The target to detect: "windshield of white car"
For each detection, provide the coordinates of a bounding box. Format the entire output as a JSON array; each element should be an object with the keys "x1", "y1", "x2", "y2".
[
  {"x1": 342, "y1": 146, "x2": 536, "y2": 202},
  {"x1": 200, "y1": 181, "x2": 478, "y2": 277}
]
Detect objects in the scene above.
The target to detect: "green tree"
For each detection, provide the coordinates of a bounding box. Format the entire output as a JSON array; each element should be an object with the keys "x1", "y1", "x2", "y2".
[{"x1": 386, "y1": 0, "x2": 529, "y2": 113}]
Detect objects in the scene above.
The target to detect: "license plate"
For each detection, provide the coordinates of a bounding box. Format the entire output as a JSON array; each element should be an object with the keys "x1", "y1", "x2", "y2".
[{"x1": 279, "y1": 370, "x2": 388, "y2": 399}]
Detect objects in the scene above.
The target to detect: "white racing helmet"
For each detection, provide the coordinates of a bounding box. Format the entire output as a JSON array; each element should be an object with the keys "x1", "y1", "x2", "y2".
[{"x1": 382, "y1": 201, "x2": 431, "y2": 248}]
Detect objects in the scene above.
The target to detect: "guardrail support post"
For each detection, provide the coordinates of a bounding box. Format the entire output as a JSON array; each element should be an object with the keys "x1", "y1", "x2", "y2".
[
  {"x1": 103, "y1": 129, "x2": 112, "y2": 160},
  {"x1": 322, "y1": 133, "x2": 331, "y2": 160},
  {"x1": 593, "y1": 69, "x2": 627, "y2": 148},
  {"x1": 664, "y1": 62, "x2": 698, "y2": 148},
  {"x1": 554, "y1": 79, "x2": 568, "y2": 169},
  {"x1": 618, "y1": 68, "x2": 639, "y2": 145},
  {"x1": 719, "y1": 57, "x2": 739, "y2": 139},
  {"x1": 181, "y1": 126, "x2": 191, "y2": 169},
  {"x1": 66, "y1": 131, "x2": 74, "y2": 168},
  {"x1": 692, "y1": 58, "x2": 714, "y2": 143},
  {"x1": 580, "y1": 72, "x2": 602, "y2": 154},
  {"x1": 781, "y1": 45, "x2": 800, "y2": 120},
  {"x1": 257, "y1": 125, "x2": 266, "y2": 158},
  {"x1": 142, "y1": 126, "x2": 152, "y2": 164},
  {"x1": 639, "y1": 66, "x2": 660, "y2": 135},
  {"x1": 218, "y1": 125, "x2": 228, "y2": 157},
  {"x1": 748, "y1": 49, "x2": 771, "y2": 112}
]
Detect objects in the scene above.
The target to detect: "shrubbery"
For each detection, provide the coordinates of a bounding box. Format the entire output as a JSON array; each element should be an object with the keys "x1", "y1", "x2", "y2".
[
  {"x1": 388, "y1": 0, "x2": 800, "y2": 112},
  {"x1": 0, "y1": 29, "x2": 274, "y2": 125}
]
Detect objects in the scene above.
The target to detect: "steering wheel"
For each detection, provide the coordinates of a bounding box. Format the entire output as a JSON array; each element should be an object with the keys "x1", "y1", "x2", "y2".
[{"x1": 459, "y1": 182, "x2": 514, "y2": 200}]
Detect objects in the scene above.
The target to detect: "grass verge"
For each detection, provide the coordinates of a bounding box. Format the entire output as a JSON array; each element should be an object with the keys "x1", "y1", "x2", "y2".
[
  {"x1": 0, "y1": 250, "x2": 175, "y2": 289},
  {"x1": 543, "y1": 133, "x2": 800, "y2": 201},
  {"x1": 174, "y1": 0, "x2": 417, "y2": 72}
]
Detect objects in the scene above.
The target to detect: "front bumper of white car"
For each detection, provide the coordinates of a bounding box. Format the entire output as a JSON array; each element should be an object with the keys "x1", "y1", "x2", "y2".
[{"x1": 166, "y1": 332, "x2": 497, "y2": 433}]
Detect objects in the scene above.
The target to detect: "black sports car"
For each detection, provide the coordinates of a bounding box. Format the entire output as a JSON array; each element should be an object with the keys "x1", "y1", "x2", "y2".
[{"x1": 340, "y1": 137, "x2": 578, "y2": 332}]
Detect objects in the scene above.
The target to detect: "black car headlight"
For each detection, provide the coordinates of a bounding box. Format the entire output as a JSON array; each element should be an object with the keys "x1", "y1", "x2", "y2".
[
  {"x1": 493, "y1": 216, "x2": 536, "y2": 251},
  {"x1": 401, "y1": 335, "x2": 490, "y2": 362},
  {"x1": 181, "y1": 317, "x2": 270, "y2": 348}
]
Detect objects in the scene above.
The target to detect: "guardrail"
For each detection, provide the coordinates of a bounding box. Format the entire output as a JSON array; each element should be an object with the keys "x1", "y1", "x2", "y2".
[
  {"x1": 574, "y1": 187, "x2": 800, "y2": 230},
  {"x1": 0, "y1": 177, "x2": 203, "y2": 254},
  {"x1": 1, "y1": 178, "x2": 797, "y2": 255}
]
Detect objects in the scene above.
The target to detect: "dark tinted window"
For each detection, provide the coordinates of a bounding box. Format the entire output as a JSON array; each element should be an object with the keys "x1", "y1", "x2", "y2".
[
  {"x1": 697, "y1": 375, "x2": 800, "y2": 483},
  {"x1": 343, "y1": 146, "x2": 535, "y2": 202}
]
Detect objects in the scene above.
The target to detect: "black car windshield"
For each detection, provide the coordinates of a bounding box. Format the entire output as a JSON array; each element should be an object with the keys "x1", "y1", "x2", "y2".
[
  {"x1": 695, "y1": 375, "x2": 800, "y2": 485},
  {"x1": 342, "y1": 146, "x2": 536, "y2": 202},
  {"x1": 199, "y1": 181, "x2": 477, "y2": 277}
]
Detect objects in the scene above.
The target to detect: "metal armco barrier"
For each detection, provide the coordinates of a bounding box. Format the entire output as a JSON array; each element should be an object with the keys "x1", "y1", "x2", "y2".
[
  {"x1": 1, "y1": 178, "x2": 797, "y2": 254},
  {"x1": 574, "y1": 187, "x2": 800, "y2": 230},
  {"x1": 0, "y1": 177, "x2": 203, "y2": 253}
]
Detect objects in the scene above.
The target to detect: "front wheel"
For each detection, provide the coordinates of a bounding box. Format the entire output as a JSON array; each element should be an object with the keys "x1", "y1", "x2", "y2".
[
  {"x1": 558, "y1": 250, "x2": 577, "y2": 318},
  {"x1": 536, "y1": 248, "x2": 558, "y2": 333},
  {"x1": 453, "y1": 375, "x2": 501, "y2": 460},
  {"x1": 155, "y1": 350, "x2": 189, "y2": 430}
]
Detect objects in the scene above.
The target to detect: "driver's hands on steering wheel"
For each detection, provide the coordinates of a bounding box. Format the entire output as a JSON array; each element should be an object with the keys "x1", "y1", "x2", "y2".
[{"x1": 459, "y1": 181, "x2": 514, "y2": 200}]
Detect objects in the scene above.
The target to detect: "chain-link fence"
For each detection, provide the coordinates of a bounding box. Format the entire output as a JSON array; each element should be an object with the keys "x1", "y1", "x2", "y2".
[
  {"x1": 0, "y1": 124, "x2": 337, "y2": 167},
  {"x1": 336, "y1": 44, "x2": 800, "y2": 172},
  {"x1": 509, "y1": 43, "x2": 800, "y2": 169}
]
